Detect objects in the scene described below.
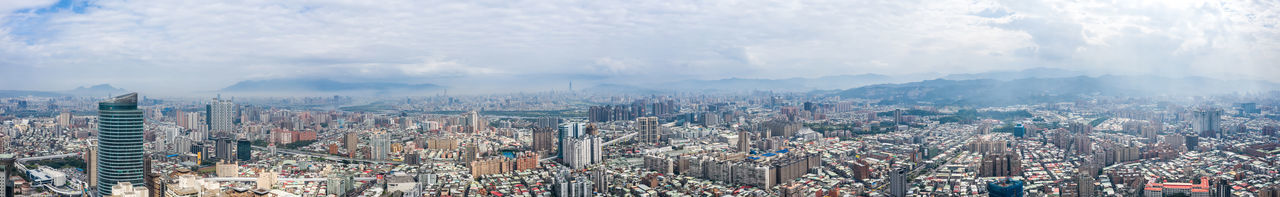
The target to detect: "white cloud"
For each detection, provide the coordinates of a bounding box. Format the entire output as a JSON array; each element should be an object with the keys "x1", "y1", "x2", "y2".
[{"x1": 0, "y1": 0, "x2": 1275, "y2": 94}]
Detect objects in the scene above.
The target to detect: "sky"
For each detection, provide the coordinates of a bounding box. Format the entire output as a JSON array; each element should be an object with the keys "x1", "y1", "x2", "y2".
[{"x1": 0, "y1": 0, "x2": 1277, "y2": 95}]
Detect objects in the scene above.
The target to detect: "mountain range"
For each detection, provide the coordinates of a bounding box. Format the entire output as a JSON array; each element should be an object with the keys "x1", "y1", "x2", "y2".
[
  {"x1": 0, "y1": 84, "x2": 129, "y2": 98},
  {"x1": 219, "y1": 78, "x2": 443, "y2": 96},
  {"x1": 836, "y1": 75, "x2": 1280, "y2": 106}
]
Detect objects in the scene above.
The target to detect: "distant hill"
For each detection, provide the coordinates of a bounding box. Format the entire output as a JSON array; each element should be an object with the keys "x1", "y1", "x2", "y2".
[
  {"x1": 634, "y1": 74, "x2": 919, "y2": 92},
  {"x1": 0, "y1": 84, "x2": 129, "y2": 98},
  {"x1": 836, "y1": 75, "x2": 1280, "y2": 106},
  {"x1": 583, "y1": 83, "x2": 663, "y2": 95},
  {"x1": 65, "y1": 84, "x2": 129, "y2": 97},
  {"x1": 942, "y1": 67, "x2": 1088, "y2": 81},
  {"x1": 0, "y1": 90, "x2": 68, "y2": 97},
  {"x1": 221, "y1": 78, "x2": 443, "y2": 96}
]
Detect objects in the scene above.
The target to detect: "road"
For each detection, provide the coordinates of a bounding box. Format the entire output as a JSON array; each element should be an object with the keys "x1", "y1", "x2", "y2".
[
  {"x1": 252, "y1": 146, "x2": 402, "y2": 164},
  {"x1": 602, "y1": 132, "x2": 638, "y2": 146},
  {"x1": 204, "y1": 176, "x2": 375, "y2": 182}
]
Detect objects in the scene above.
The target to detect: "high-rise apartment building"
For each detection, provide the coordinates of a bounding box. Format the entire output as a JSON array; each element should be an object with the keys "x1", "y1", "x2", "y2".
[
  {"x1": 889, "y1": 167, "x2": 908, "y2": 197},
  {"x1": 636, "y1": 117, "x2": 659, "y2": 143},
  {"x1": 58, "y1": 111, "x2": 72, "y2": 128},
  {"x1": 344, "y1": 132, "x2": 358, "y2": 158},
  {"x1": 1193, "y1": 108, "x2": 1223, "y2": 138},
  {"x1": 371, "y1": 131, "x2": 390, "y2": 161},
  {"x1": 980, "y1": 152, "x2": 1023, "y2": 177},
  {"x1": 184, "y1": 112, "x2": 202, "y2": 131},
  {"x1": 97, "y1": 93, "x2": 145, "y2": 196},
  {"x1": 87, "y1": 142, "x2": 98, "y2": 189},
  {"x1": 207, "y1": 98, "x2": 236, "y2": 136},
  {"x1": 532, "y1": 126, "x2": 556, "y2": 153},
  {"x1": 559, "y1": 122, "x2": 587, "y2": 160},
  {"x1": 463, "y1": 111, "x2": 481, "y2": 133}
]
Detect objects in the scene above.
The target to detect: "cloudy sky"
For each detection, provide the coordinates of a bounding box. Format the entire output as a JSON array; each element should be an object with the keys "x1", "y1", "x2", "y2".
[{"x1": 1, "y1": 0, "x2": 1277, "y2": 94}]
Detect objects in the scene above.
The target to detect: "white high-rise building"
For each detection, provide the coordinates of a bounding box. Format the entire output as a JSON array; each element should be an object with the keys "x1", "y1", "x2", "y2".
[
  {"x1": 562, "y1": 136, "x2": 602, "y2": 169},
  {"x1": 1193, "y1": 108, "x2": 1222, "y2": 138},
  {"x1": 463, "y1": 111, "x2": 481, "y2": 133},
  {"x1": 371, "y1": 131, "x2": 390, "y2": 161},
  {"x1": 184, "y1": 112, "x2": 202, "y2": 131},
  {"x1": 207, "y1": 98, "x2": 236, "y2": 135}
]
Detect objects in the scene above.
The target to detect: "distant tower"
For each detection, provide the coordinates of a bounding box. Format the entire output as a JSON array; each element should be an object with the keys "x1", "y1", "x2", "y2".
[
  {"x1": 97, "y1": 93, "x2": 145, "y2": 196},
  {"x1": 569, "y1": 81, "x2": 573, "y2": 92}
]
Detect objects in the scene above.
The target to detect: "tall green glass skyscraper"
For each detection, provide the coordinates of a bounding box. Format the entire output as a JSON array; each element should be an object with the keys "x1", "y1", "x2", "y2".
[{"x1": 97, "y1": 93, "x2": 144, "y2": 196}]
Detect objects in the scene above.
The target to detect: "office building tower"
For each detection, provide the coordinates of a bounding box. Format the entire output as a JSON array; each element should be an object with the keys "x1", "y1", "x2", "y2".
[
  {"x1": 237, "y1": 138, "x2": 252, "y2": 161},
  {"x1": 533, "y1": 127, "x2": 556, "y2": 153},
  {"x1": 1185, "y1": 135, "x2": 1199, "y2": 150},
  {"x1": 97, "y1": 93, "x2": 145, "y2": 196},
  {"x1": 987, "y1": 179, "x2": 1024, "y2": 197},
  {"x1": 1013, "y1": 123, "x2": 1026, "y2": 137},
  {"x1": 737, "y1": 131, "x2": 752, "y2": 153},
  {"x1": 207, "y1": 97, "x2": 236, "y2": 136},
  {"x1": 1193, "y1": 108, "x2": 1223, "y2": 138},
  {"x1": 636, "y1": 117, "x2": 660, "y2": 143},
  {"x1": 889, "y1": 167, "x2": 908, "y2": 197}
]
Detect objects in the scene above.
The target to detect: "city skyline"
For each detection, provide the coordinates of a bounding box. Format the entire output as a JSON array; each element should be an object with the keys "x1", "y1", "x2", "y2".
[
  {"x1": 1, "y1": 0, "x2": 1280, "y2": 196},
  {"x1": 1, "y1": 0, "x2": 1277, "y2": 95}
]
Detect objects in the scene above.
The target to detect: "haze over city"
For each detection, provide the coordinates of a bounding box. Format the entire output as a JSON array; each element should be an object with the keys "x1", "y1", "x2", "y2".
[{"x1": 1, "y1": 0, "x2": 1280, "y2": 197}]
